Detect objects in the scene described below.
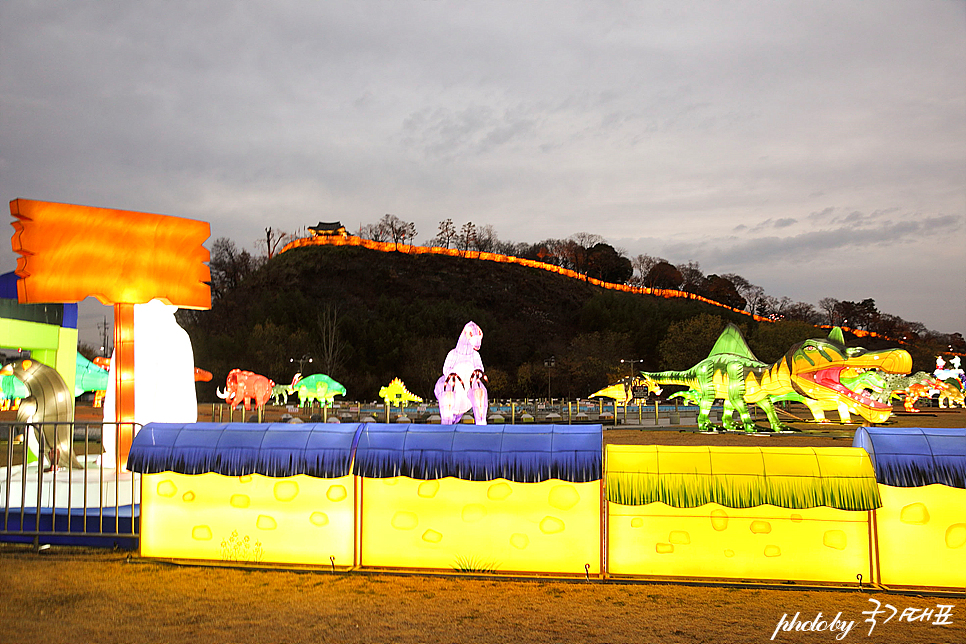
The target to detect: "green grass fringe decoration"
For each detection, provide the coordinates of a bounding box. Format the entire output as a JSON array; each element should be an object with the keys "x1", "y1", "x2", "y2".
[{"x1": 606, "y1": 470, "x2": 881, "y2": 511}]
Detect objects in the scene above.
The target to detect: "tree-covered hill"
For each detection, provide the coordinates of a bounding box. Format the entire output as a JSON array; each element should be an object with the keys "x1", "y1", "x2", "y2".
[{"x1": 178, "y1": 243, "x2": 929, "y2": 403}]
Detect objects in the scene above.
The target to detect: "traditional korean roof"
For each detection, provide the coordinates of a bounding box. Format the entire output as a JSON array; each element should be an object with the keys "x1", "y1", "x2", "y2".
[
  {"x1": 308, "y1": 221, "x2": 347, "y2": 236},
  {"x1": 606, "y1": 444, "x2": 882, "y2": 511},
  {"x1": 853, "y1": 426, "x2": 966, "y2": 489}
]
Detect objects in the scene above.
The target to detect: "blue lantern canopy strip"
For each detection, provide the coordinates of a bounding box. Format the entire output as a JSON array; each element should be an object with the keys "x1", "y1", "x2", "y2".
[
  {"x1": 352, "y1": 424, "x2": 603, "y2": 483},
  {"x1": 853, "y1": 427, "x2": 966, "y2": 489},
  {"x1": 128, "y1": 423, "x2": 362, "y2": 479},
  {"x1": 128, "y1": 423, "x2": 602, "y2": 483}
]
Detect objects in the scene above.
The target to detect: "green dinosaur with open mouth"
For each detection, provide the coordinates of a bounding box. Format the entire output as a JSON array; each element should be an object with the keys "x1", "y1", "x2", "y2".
[{"x1": 636, "y1": 324, "x2": 911, "y2": 432}]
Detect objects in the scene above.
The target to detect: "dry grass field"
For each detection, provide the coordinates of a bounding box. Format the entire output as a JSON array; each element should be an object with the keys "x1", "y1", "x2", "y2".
[
  {"x1": 1, "y1": 545, "x2": 963, "y2": 644},
  {"x1": 1, "y1": 405, "x2": 963, "y2": 643}
]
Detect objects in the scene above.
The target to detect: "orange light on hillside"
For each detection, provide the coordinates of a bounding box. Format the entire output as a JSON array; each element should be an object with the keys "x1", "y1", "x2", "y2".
[
  {"x1": 10, "y1": 199, "x2": 210, "y2": 309},
  {"x1": 277, "y1": 234, "x2": 773, "y2": 326}
]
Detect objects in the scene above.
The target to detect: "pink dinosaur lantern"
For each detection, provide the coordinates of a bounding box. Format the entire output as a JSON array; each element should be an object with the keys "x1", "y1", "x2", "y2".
[
  {"x1": 217, "y1": 369, "x2": 275, "y2": 411},
  {"x1": 434, "y1": 321, "x2": 488, "y2": 424}
]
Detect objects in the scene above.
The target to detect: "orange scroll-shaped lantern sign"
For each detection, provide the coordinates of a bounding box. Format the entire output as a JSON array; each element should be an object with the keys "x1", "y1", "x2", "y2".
[
  {"x1": 10, "y1": 198, "x2": 211, "y2": 467},
  {"x1": 10, "y1": 199, "x2": 211, "y2": 309}
]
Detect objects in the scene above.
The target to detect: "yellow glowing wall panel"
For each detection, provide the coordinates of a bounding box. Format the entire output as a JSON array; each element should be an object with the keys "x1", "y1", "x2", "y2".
[
  {"x1": 140, "y1": 473, "x2": 355, "y2": 567},
  {"x1": 875, "y1": 484, "x2": 966, "y2": 590},
  {"x1": 361, "y1": 477, "x2": 601, "y2": 575},
  {"x1": 10, "y1": 199, "x2": 211, "y2": 309},
  {"x1": 608, "y1": 502, "x2": 872, "y2": 583}
]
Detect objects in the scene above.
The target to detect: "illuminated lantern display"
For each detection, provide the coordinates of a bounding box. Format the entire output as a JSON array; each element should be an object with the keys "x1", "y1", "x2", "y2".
[
  {"x1": 606, "y1": 444, "x2": 881, "y2": 583},
  {"x1": 0, "y1": 270, "x2": 80, "y2": 403},
  {"x1": 9, "y1": 199, "x2": 210, "y2": 466},
  {"x1": 130, "y1": 422, "x2": 602, "y2": 574},
  {"x1": 435, "y1": 321, "x2": 488, "y2": 424},
  {"x1": 934, "y1": 355, "x2": 965, "y2": 386},
  {"x1": 590, "y1": 376, "x2": 642, "y2": 405},
  {"x1": 355, "y1": 423, "x2": 602, "y2": 574},
  {"x1": 935, "y1": 380, "x2": 965, "y2": 408},
  {"x1": 130, "y1": 423, "x2": 359, "y2": 566},
  {"x1": 638, "y1": 325, "x2": 911, "y2": 432},
  {"x1": 216, "y1": 369, "x2": 275, "y2": 411},
  {"x1": 101, "y1": 300, "x2": 200, "y2": 465},
  {"x1": 1, "y1": 372, "x2": 29, "y2": 408},
  {"x1": 0, "y1": 358, "x2": 81, "y2": 469},
  {"x1": 130, "y1": 420, "x2": 964, "y2": 588},
  {"x1": 853, "y1": 427, "x2": 966, "y2": 590},
  {"x1": 288, "y1": 373, "x2": 346, "y2": 408},
  {"x1": 75, "y1": 351, "x2": 109, "y2": 405},
  {"x1": 378, "y1": 377, "x2": 423, "y2": 407},
  {"x1": 852, "y1": 371, "x2": 939, "y2": 413},
  {"x1": 900, "y1": 380, "x2": 941, "y2": 412}
]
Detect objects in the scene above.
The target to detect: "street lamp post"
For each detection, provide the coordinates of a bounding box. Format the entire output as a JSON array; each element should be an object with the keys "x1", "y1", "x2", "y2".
[
  {"x1": 290, "y1": 354, "x2": 313, "y2": 374},
  {"x1": 544, "y1": 356, "x2": 555, "y2": 402},
  {"x1": 621, "y1": 358, "x2": 643, "y2": 420},
  {"x1": 620, "y1": 358, "x2": 642, "y2": 378}
]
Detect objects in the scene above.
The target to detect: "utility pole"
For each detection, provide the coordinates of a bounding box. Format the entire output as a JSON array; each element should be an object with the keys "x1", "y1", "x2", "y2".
[{"x1": 97, "y1": 316, "x2": 112, "y2": 356}]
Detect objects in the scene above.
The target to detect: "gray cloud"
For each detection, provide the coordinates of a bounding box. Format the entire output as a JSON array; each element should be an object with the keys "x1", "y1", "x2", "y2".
[
  {"x1": 707, "y1": 213, "x2": 963, "y2": 265},
  {"x1": 1, "y1": 0, "x2": 963, "y2": 337}
]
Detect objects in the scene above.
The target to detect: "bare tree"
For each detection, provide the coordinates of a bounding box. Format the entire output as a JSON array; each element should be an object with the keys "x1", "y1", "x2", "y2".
[
  {"x1": 721, "y1": 274, "x2": 767, "y2": 314},
  {"x1": 209, "y1": 237, "x2": 258, "y2": 300},
  {"x1": 783, "y1": 301, "x2": 819, "y2": 323},
  {"x1": 566, "y1": 233, "x2": 604, "y2": 275},
  {"x1": 818, "y1": 297, "x2": 841, "y2": 326},
  {"x1": 357, "y1": 214, "x2": 416, "y2": 249},
  {"x1": 720, "y1": 273, "x2": 753, "y2": 299},
  {"x1": 475, "y1": 224, "x2": 499, "y2": 253},
  {"x1": 537, "y1": 238, "x2": 566, "y2": 266},
  {"x1": 676, "y1": 261, "x2": 704, "y2": 293},
  {"x1": 760, "y1": 295, "x2": 795, "y2": 320},
  {"x1": 629, "y1": 254, "x2": 663, "y2": 287},
  {"x1": 457, "y1": 222, "x2": 477, "y2": 254},
  {"x1": 357, "y1": 222, "x2": 389, "y2": 242},
  {"x1": 744, "y1": 285, "x2": 767, "y2": 315},
  {"x1": 493, "y1": 239, "x2": 526, "y2": 256},
  {"x1": 379, "y1": 214, "x2": 411, "y2": 249},
  {"x1": 431, "y1": 219, "x2": 457, "y2": 248},
  {"x1": 569, "y1": 232, "x2": 604, "y2": 248},
  {"x1": 316, "y1": 303, "x2": 347, "y2": 376},
  {"x1": 262, "y1": 227, "x2": 291, "y2": 259}
]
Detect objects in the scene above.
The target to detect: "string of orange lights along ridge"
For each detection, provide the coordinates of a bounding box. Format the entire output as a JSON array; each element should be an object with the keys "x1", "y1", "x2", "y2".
[{"x1": 278, "y1": 234, "x2": 917, "y2": 345}]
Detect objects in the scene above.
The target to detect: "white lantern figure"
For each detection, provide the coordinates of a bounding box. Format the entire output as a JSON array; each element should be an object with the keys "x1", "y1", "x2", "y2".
[{"x1": 434, "y1": 321, "x2": 488, "y2": 424}]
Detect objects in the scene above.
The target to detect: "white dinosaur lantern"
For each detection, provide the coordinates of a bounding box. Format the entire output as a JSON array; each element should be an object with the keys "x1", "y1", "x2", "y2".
[
  {"x1": 102, "y1": 299, "x2": 198, "y2": 465},
  {"x1": 434, "y1": 321, "x2": 488, "y2": 424}
]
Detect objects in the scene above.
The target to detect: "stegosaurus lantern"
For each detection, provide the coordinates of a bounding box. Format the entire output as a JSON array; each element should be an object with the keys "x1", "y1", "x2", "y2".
[{"x1": 379, "y1": 377, "x2": 423, "y2": 407}]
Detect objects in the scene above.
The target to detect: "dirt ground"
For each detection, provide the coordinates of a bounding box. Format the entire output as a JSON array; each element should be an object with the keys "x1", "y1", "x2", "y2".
[
  {"x1": 1, "y1": 547, "x2": 962, "y2": 644},
  {"x1": 1, "y1": 406, "x2": 963, "y2": 643}
]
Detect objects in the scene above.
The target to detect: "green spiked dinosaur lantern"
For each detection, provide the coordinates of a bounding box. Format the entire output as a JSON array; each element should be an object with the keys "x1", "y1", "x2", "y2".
[
  {"x1": 287, "y1": 372, "x2": 346, "y2": 408},
  {"x1": 636, "y1": 325, "x2": 911, "y2": 432}
]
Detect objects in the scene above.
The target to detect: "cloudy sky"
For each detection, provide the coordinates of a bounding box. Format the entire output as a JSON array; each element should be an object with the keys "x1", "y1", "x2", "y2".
[{"x1": 1, "y1": 0, "x2": 963, "y2": 346}]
